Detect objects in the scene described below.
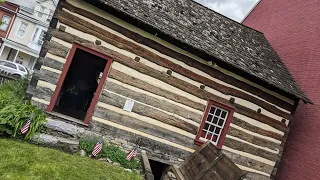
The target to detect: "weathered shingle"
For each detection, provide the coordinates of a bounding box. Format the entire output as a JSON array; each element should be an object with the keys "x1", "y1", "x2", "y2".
[{"x1": 97, "y1": 0, "x2": 310, "y2": 103}]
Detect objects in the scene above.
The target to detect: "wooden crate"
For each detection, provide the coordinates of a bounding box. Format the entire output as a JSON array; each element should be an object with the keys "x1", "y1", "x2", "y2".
[{"x1": 162, "y1": 142, "x2": 245, "y2": 180}]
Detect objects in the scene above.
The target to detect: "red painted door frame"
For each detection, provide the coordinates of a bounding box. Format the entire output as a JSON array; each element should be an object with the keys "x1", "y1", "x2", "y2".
[{"x1": 47, "y1": 43, "x2": 113, "y2": 124}]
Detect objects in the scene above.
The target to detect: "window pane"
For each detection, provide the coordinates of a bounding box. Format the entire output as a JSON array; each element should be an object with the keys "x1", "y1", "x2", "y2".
[
  {"x1": 208, "y1": 125, "x2": 214, "y2": 132},
  {"x1": 18, "y1": 65, "x2": 26, "y2": 72},
  {"x1": 218, "y1": 119, "x2": 224, "y2": 126},
  {"x1": 221, "y1": 111, "x2": 227, "y2": 119},
  {"x1": 212, "y1": 116, "x2": 218, "y2": 124},
  {"x1": 210, "y1": 107, "x2": 216, "y2": 114},
  {"x1": 17, "y1": 22, "x2": 28, "y2": 37},
  {"x1": 215, "y1": 109, "x2": 221, "y2": 116},
  {"x1": 0, "y1": 15, "x2": 11, "y2": 31},
  {"x1": 204, "y1": 123, "x2": 209, "y2": 131},
  {"x1": 214, "y1": 128, "x2": 221, "y2": 134},
  {"x1": 32, "y1": 28, "x2": 39, "y2": 42},
  {"x1": 207, "y1": 114, "x2": 213, "y2": 122},
  {"x1": 5, "y1": 62, "x2": 16, "y2": 69}
]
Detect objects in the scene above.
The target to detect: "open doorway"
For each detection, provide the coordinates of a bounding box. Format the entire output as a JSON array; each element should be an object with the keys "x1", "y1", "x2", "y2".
[
  {"x1": 149, "y1": 159, "x2": 170, "y2": 180},
  {"x1": 51, "y1": 47, "x2": 108, "y2": 120}
]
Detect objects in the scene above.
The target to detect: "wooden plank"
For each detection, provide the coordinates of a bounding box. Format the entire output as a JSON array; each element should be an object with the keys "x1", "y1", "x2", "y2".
[
  {"x1": 227, "y1": 126, "x2": 280, "y2": 151},
  {"x1": 222, "y1": 150, "x2": 273, "y2": 174},
  {"x1": 43, "y1": 40, "x2": 70, "y2": 58},
  {"x1": 61, "y1": 1, "x2": 294, "y2": 112},
  {"x1": 244, "y1": 172, "x2": 270, "y2": 180},
  {"x1": 93, "y1": 106, "x2": 196, "y2": 149},
  {"x1": 194, "y1": 155, "x2": 225, "y2": 180},
  {"x1": 49, "y1": 24, "x2": 287, "y2": 133},
  {"x1": 26, "y1": 85, "x2": 54, "y2": 101},
  {"x1": 224, "y1": 138, "x2": 277, "y2": 161},
  {"x1": 98, "y1": 90, "x2": 199, "y2": 134},
  {"x1": 104, "y1": 79, "x2": 203, "y2": 123},
  {"x1": 108, "y1": 69, "x2": 205, "y2": 111},
  {"x1": 90, "y1": 120, "x2": 191, "y2": 160},
  {"x1": 38, "y1": 57, "x2": 65, "y2": 71},
  {"x1": 34, "y1": 68, "x2": 60, "y2": 86},
  {"x1": 231, "y1": 117, "x2": 282, "y2": 141}
]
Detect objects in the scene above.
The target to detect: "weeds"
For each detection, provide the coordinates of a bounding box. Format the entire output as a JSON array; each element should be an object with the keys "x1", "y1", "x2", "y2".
[
  {"x1": 0, "y1": 79, "x2": 47, "y2": 139},
  {"x1": 79, "y1": 136, "x2": 141, "y2": 169}
]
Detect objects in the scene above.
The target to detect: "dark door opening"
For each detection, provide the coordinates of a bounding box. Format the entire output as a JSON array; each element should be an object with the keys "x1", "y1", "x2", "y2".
[
  {"x1": 53, "y1": 48, "x2": 106, "y2": 120},
  {"x1": 149, "y1": 159, "x2": 170, "y2": 180}
]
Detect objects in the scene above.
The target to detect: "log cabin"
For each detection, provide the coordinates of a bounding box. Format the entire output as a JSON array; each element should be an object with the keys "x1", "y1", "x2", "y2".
[{"x1": 25, "y1": 0, "x2": 312, "y2": 179}]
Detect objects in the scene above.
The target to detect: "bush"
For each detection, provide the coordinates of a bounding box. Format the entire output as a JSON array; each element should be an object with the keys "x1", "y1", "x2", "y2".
[
  {"x1": 79, "y1": 136, "x2": 141, "y2": 169},
  {"x1": 0, "y1": 79, "x2": 47, "y2": 139}
]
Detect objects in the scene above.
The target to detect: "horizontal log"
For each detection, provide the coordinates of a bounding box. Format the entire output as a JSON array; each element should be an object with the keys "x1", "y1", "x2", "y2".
[
  {"x1": 227, "y1": 126, "x2": 280, "y2": 152},
  {"x1": 224, "y1": 138, "x2": 278, "y2": 161},
  {"x1": 104, "y1": 79, "x2": 203, "y2": 123},
  {"x1": 34, "y1": 69, "x2": 60, "y2": 86},
  {"x1": 90, "y1": 119, "x2": 191, "y2": 161},
  {"x1": 57, "y1": 6, "x2": 294, "y2": 117},
  {"x1": 108, "y1": 69, "x2": 205, "y2": 112},
  {"x1": 48, "y1": 22, "x2": 287, "y2": 132},
  {"x1": 31, "y1": 100, "x2": 48, "y2": 110},
  {"x1": 93, "y1": 107, "x2": 196, "y2": 149},
  {"x1": 27, "y1": 85, "x2": 54, "y2": 101},
  {"x1": 99, "y1": 90, "x2": 199, "y2": 134},
  {"x1": 38, "y1": 57, "x2": 65, "y2": 71},
  {"x1": 231, "y1": 117, "x2": 282, "y2": 141},
  {"x1": 222, "y1": 150, "x2": 273, "y2": 175},
  {"x1": 43, "y1": 40, "x2": 70, "y2": 58},
  {"x1": 244, "y1": 172, "x2": 270, "y2": 180}
]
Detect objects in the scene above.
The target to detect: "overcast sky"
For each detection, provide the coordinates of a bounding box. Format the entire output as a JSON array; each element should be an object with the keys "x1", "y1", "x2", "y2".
[{"x1": 194, "y1": 0, "x2": 259, "y2": 22}]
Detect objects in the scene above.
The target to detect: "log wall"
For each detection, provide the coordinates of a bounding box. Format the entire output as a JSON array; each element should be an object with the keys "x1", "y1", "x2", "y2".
[{"x1": 27, "y1": 0, "x2": 296, "y2": 179}]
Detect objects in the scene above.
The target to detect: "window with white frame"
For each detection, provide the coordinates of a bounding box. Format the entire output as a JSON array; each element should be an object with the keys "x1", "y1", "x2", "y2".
[
  {"x1": 31, "y1": 27, "x2": 45, "y2": 45},
  {"x1": 16, "y1": 22, "x2": 28, "y2": 38},
  {"x1": 194, "y1": 100, "x2": 234, "y2": 148},
  {"x1": 47, "y1": 10, "x2": 54, "y2": 22},
  {"x1": 0, "y1": 15, "x2": 11, "y2": 31},
  {"x1": 36, "y1": 6, "x2": 46, "y2": 18}
]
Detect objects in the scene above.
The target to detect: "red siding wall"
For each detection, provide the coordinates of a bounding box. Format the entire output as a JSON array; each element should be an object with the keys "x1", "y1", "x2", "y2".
[{"x1": 243, "y1": 1, "x2": 320, "y2": 179}]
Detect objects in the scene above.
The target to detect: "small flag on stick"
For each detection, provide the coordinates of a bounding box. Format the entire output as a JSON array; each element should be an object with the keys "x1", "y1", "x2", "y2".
[
  {"x1": 21, "y1": 113, "x2": 34, "y2": 135},
  {"x1": 92, "y1": 136, "x2": 103, "y2": 157},
  {"x1": 126, "y1": 147, "x2": 137, "y2": 161}
]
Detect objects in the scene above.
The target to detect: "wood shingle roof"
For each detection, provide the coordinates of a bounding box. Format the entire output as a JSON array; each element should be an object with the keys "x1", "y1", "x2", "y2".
[{"x1": 96, "y1": 0, "x2": 310, "y2": 103}]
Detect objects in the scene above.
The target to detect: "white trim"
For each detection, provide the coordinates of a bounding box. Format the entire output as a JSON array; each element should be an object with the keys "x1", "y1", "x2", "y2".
[{"x1": 15, "y1": 21, "x2": 28, "y2": 38}]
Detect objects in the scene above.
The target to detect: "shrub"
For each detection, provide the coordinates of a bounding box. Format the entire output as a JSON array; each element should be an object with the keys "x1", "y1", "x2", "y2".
[
  {"x1": 79, "y1": 136, "x2": 141, "y2": 169},
  {"x1": 0, "y1": 79, "x2": 47, "y2": 139}
]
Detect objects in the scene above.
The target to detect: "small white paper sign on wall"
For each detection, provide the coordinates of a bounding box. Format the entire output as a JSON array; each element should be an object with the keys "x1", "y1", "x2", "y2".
[{"x1": 123, "y1": 99, "x2": 135, "y2": 112}]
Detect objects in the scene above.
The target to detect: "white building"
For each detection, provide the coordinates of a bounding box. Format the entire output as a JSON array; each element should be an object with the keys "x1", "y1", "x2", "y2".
[{"x1": 0, "y1": 0, "x2": 58, "y2": 70}]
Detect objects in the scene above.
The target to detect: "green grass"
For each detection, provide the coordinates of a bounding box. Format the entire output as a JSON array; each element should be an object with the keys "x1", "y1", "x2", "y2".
[{"x1": 0, "y1": 138, "x2": 143, "y2": 180}]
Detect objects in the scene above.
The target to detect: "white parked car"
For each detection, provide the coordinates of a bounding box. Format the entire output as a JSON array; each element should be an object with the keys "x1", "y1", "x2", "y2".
[{"x1": 0, "y1": 60, "x2": 28, "y2": 79}]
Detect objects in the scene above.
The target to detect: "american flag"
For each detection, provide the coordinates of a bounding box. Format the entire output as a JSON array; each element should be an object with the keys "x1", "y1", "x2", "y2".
[
  {"x1": 21, "y1": 113, "x2": 34, "y2": 135},
  {"x1": 92, "y1": 136, "x2": 103, "y2": 156},
  {"x1": 126, "y1": 147, "x2": 137, "y2": 161}
]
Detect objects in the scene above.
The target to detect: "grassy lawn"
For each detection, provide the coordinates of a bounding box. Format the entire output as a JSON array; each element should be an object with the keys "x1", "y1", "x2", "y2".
[{"x1": 0, "y1": 138, "x2": 143, "y2": 180}]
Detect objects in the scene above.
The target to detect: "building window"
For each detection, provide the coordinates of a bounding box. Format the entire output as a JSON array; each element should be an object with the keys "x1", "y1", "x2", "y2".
[
  {"x1": 36, "y1": 6, "x2": 46, "y2": 18},
  {"x1": 194, "y1": 100, "x2": 235, "y2": 148},
  {"x1": 31, "y1": 28, "x2": 45, "y2": 45},
  {"x1": 16, "y1": 22, "x2": 28, "y2": 38},
  {"x1": 47, "y1": 10, "x2": 54, "y2": 22},
  {"x1": 0, "y1": 15, "x2": 11, "y2": 31}
]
